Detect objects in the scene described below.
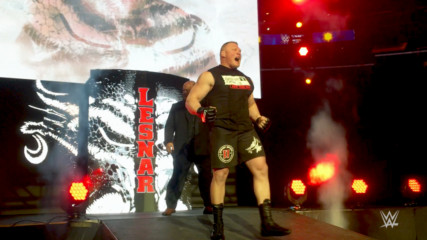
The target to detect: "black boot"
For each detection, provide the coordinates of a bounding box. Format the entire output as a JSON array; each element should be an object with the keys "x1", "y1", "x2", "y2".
[
  {"x1": 258, "y1": 199, "x2": 291, "y2": 236},
  {"x1": 211, "y1": 204, "x2": 225, "y2": 240}
]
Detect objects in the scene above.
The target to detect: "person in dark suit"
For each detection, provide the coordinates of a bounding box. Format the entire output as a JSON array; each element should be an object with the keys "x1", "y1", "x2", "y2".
[{"x1": 162, "y1": 81, "x2": 212, "y2": 216}]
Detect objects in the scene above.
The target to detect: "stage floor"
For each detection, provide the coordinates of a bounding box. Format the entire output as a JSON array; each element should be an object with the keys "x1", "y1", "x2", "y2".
[
  {"x1": 101, "y1": 207, "x2": 376, "y2": 240},
  {"x1": 0, "y1": 207, "x2": 376, "y2": 240}
]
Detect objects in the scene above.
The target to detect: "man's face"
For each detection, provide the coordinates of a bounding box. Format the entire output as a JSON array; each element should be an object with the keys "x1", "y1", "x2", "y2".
[
  {"x1": 221, "y1": 42, "x2": 241, "y2": 69},
  {"x1": 182, "y1": 82, "x2": 195, "y2": 100}
]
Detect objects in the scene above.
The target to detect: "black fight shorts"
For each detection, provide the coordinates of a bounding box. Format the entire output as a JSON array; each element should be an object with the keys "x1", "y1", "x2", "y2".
[{"x1": 210, "y1": 127, "x2": 265, "y2": 169}]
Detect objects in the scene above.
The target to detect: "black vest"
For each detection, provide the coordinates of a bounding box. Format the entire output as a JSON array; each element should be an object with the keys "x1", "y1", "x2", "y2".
[{"x1": 205, "y1": 65, "x2": 254, "y2": 131}]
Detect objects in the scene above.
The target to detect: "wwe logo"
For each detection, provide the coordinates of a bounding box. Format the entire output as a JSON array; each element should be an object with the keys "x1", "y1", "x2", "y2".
[{"x1": 380, "y1": 210, "x2": 399, "y2": 228}]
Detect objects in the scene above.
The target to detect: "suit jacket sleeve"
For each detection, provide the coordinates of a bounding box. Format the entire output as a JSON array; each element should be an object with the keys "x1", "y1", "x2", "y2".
[
  {"x1": 164, "y1": 103, "x2": 176, "y2": 144},
  {"x1": 193, "y1": 117, "x2": 210, "y2": 155}
]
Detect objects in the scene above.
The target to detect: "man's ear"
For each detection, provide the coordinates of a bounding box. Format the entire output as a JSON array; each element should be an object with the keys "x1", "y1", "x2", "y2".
[{"x1": 220, "y1": 50, "x2": 225, "y2": 58}]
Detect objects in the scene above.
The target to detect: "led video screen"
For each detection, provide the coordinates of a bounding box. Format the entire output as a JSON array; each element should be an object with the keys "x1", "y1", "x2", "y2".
[
  {"x1": 0, "y1": 0, "x2": 261, "y2": 97},
  {"x1": 0, "y1": 0, "x2": 261, "y2": 214}
]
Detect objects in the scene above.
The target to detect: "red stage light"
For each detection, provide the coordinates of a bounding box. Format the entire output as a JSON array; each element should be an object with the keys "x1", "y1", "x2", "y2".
[
  {"x1": 69, "y1": 182, "x2": 89, "y2": 201},
  {"x1": 305, "y1": 78, "x2": 312, "y2": 85},
  {"x1": 298, "y1": 46, "x2": 309, "y2": 56},
  {"x1": 286, "y1": 179, "x2": 308, "y2": 208},
  {"x1": 402, "y1": 176, "x2": 424, "y2": 206},
  {"x1": 296, "y1": 21, "x2": 303, "y2": 28},
  {"x1": 308, "y1": 160, "x2": 335, "y2": 185},
  {"x1": 61, "y1": 173, "x2": 94, "y2": 217},
  {"x1": 63, "y1": 176, "x2": 92, "y2": 217},
  {"x1": 292, "y1": 0, "x2": 306, "y2": 5},
  {"x1": 408, "y1": 178, "x2": 421, "y2": 193},
  {"x1": 291, "y1": 180, "x2": 306, "y2": 195},
  {"x1": 352, "y1": 179, "x2": 368, "y2": 194}
]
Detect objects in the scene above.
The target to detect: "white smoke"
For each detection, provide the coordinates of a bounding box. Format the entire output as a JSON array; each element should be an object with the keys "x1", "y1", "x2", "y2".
[
  {"x1": 299, "y1": 0, "x2": 350, "y2": 31},
  {"x1": 307, "y1": 101, "x2": 351, "y2": 229}
]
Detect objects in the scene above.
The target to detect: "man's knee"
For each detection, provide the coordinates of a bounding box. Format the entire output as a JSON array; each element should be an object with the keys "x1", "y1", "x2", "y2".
[
  {"x1": 247, "y1": 157, "x2": 267, "y2": 169},
  {"x1": 213, "y1": 168, "x2": 229, "y2": 182},
  {"x1": 246, "y1": 157, "x2": 269, "y2": 177}
]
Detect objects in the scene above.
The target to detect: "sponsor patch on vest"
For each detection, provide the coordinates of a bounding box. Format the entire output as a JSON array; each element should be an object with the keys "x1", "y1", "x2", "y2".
[
  {"x1": 218, "y1": 145, "x2": 234, "y2": 163},
  {"x1": 222, "y1": 76, "x2": 251, "y2": 89}
]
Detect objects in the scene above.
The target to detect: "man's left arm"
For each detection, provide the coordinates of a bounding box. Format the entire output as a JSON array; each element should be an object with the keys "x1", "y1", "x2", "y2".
[
  {"x1": 164, "y1": 104, "x2": 176, "y2": 153},
  {"x1": 248, "y1": 93, "x2": 261, "y2": 122},
  {"x1": 248, "y1": 93, "x2": 271, "y2": 131}
]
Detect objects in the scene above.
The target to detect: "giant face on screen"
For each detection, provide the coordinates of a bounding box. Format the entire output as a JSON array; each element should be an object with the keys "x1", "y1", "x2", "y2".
[
  {"x1": 2, "y1": 0, "x2": 260, "y2": 214},
  {"x1": 1, "y1": 0, "x2": 261, "y2": 97}
]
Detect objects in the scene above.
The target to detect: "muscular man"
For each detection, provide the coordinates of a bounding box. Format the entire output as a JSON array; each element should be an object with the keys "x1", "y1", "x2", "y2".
[
  {"x1": 162, "y1": 81, "x2": 212, "y2": 216},
  {"x1": 186, "y1": 42, "x2": 291, "y2": 239}
]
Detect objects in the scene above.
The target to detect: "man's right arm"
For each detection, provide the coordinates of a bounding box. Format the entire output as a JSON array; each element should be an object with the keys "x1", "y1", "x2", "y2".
[{"x1": 185, "y1": 71, "x2": 215, "y2": 115}]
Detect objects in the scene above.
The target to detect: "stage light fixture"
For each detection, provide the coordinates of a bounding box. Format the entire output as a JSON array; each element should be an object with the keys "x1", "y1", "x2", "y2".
[
  {"x1": 305, "y1": 78, "x2": 312, "y2": 85},
  {"x1": 291, "y1": 179, "x2": 306, "y2": 195},
  {"x1": 292, "y1": 0, "x2": 306, "y2": 5},
  {"x1": 401, "y1": 176, "x2": 424, "y2": 206},
  {"x1": 408, "y1": 178, "x2": 421, "y2": 193},
  {"x1": 285, "y1": 179, "x2": 308, "y2": 209},
  {"x1": 62, "y1": 174, "x2": 93, "y2": 218},
  {"x1": 298, "y1": 46, "x2": 309, "y2": 57},
  {"x1": 352, "y1": 179, "x2": 368, "y2": 194},
  {"x1": 308, "y1": 160, "x2": 336, "y2": 185},
  {"x1": 296, "y1": 21, "x2": 303, "y2": 28},
  {"x1": 349, "y1": 178, "x2": 369, "y2": 209},
  {"x1": 69, "y1": 182, "x2": 89, "y2": 201}
]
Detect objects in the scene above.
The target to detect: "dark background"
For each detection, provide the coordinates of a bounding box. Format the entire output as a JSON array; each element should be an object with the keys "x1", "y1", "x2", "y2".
[{"x1": 234, "y1": 0, "x2": 427, "y2": 208}]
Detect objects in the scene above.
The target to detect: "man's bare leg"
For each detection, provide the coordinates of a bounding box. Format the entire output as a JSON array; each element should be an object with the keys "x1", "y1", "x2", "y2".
[
  {"x1": 210, "y1": 168, "x2": 229, "y2": 204},
  {"x1": 246, "y1": 157, "x2": 291, "y2": 236},
  {"x1": 245, "y1": 156, "x2": 270, "y2": 204}
]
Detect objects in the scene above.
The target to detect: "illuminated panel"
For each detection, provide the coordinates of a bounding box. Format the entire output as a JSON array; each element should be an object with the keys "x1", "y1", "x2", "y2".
[
  {"x1": 84, "y1": 70, "x2": 189, "y2": 214},
  {"x1": 312, "y1": 30, "x2": 355, "y2": 43},
  {"x1": 260, "y1": 34, "x2": 305, "y2": 45}
]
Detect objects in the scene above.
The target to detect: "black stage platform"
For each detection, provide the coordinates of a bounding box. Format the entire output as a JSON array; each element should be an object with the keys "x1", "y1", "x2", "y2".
[
  {"x1": 0, "y1": 207, "x2": 377, "y2": 240},
  {"x1": 99, "y1": 208, "x2": 375, "y2": 240}
]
